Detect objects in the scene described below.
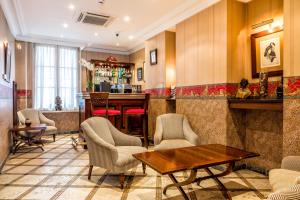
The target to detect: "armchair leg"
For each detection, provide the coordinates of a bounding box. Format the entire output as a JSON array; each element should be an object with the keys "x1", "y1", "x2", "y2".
[
  {"x1": 119, "y1": 174, "x2": 125, "y2": 189},
  {"x1": 53, "y1": 134, "x2": 56, "y2": 142},
  {"x1": 88, "y1": 165, "x2": 93, "y2": 180},
  {"x1": 142, "y1": 163, "x2": 146, "y2": 174}
]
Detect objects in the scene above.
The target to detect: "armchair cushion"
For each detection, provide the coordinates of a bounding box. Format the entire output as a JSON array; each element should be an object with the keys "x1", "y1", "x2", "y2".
[
  {"x1": 85, "y1": 117, "x2": 115, "y2": 146},
  {"x1": 269, "y1": 168, "x2": 300, "y2": 192},
  {"x1": 154, "y1": 139, "x2": 193, "y2": 151},
  {"x1": 160, "y1": 114, "x2": 184, "y2": 140},
  {"x1": 115, "y1": 146, "x2": 147, "y2": 167},
  {"x1": 268, "y1": 185, "x2": 300, "y2": 200}
]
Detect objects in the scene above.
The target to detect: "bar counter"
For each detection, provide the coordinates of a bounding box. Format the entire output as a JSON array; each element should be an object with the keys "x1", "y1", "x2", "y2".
[{"x1": 78, "y1": 93, "x2": 147, "y2": 132}]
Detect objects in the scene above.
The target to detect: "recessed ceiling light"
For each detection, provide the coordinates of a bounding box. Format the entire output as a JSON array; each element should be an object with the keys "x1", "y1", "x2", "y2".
[
  {"x1": 128, "y1": 35, "x2": 134, "y2": 40},
  {"x1": 62, "y1": 23, "x2": 68, "y2": 28},
  {"x1": 94, "y1": 33, "x2": 99, "y2": 36},
  {"x1": 123, "y1": 16, "x2": 131, "y2": 22},
  {"x1": 68, "y1": 4, "x2": 75, "y2": 10},
  {"x1": 116, "y1": 43, "x2": 120, "y2": 46}
]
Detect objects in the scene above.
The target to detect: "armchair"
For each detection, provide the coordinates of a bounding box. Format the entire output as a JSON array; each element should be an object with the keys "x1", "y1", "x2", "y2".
[
  {"x1": 17, "y1": 109, "x2": 57, "y2": 141},
  {"x1": 81, "y1": 117, "x2": 147, "y2": 189},
  {"x1": 268, "y1": 156, "x2": 300, "y2": 200},
  {"x1": 154, "y1": 113, "x2": 199, "y2": 150}
]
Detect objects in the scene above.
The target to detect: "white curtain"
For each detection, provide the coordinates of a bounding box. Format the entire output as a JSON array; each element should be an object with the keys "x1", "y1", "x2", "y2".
[
  {"x1": 34, "y1": 45, "x2": 78, "y2": 110},
  {"x1": 34, "y1": 45, "x2": 57, "y2": 110},
  {"x1": 58, "y1": 47, "x2": 78, "y2": 110}
]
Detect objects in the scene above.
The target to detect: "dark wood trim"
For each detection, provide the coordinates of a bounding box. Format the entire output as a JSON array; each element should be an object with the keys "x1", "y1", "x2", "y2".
[
  {"x1": 250, "y1": 28, "x2": 283, "y2": 79},
  {"x1": 229, "y1": 102, "x2": 282, "y2": 110},
  {"x1": 90, "y1": 59, "x2": 135, "y2": 68}
]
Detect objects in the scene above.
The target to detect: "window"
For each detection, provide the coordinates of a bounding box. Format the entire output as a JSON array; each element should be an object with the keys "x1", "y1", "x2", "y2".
[{"x1": 34, "y1": 44, "x2": 78, "y2": 110}]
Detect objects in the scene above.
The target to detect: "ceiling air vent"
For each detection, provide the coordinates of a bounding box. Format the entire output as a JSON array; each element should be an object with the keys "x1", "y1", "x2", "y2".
[{"x1": 77, "y1": 12, "x2": 113, "y2": 27}]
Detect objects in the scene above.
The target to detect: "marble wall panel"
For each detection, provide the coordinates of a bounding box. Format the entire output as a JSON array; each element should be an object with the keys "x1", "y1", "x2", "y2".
[{"x1": 42, "y1": 111, "x2": 79, "y2": 133}]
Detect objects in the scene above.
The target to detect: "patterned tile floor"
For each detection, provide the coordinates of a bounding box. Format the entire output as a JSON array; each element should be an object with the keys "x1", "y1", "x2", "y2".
[{"x1": 0, "y1": 134, "x2": 272, "y2": 200}]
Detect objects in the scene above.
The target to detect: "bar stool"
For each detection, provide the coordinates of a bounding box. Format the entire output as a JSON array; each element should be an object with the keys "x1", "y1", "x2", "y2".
[
  {"x1": 124, "y1": 93, "x2": 150, "y2": 148},
  {"x1": 90, "y1": 92, "x2": 121, "y2": 125}
]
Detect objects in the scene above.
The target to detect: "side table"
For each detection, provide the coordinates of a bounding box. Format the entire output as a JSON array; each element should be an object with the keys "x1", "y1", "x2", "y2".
[{"x1": 10, "y1": 124, "x2": 47, "y2": 154}]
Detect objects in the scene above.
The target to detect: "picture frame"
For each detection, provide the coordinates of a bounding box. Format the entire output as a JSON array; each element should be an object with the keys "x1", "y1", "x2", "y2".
[
  {"x1": 137, "y1": 67, "x2": 143, "y2": 81},
  {"x1": 150, "y1": 49, "x2": 157, "y2": 65},
  {"x1": 251, "y1": 28, "x2": 283, "y2": 78},
  {"x1": 2, "y1": 42, "x2": 11, "y2": 82}
]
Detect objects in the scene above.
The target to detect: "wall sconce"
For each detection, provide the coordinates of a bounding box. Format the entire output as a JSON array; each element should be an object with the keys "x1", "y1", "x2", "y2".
[
  {"x1": 16, "y1": 43, "x2": 22, "y2": 50},
  {"x1": 252, "y1": 18, "x2": 284, "y2": 33}
]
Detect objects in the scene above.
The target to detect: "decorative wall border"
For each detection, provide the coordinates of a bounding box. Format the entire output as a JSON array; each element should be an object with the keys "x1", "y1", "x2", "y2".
[
  {"x1": 145, "y1": 88, "x2": 170, "y2": 99},
  {"x1": 175, "y1": 81, "x2": 280, "y2": 99},
  {"x1": 17, "y1": 89, "x2": 32, "y2": 98},
  {"x1": 284, "y1": 76, "x2": 300, "y2": 98}
]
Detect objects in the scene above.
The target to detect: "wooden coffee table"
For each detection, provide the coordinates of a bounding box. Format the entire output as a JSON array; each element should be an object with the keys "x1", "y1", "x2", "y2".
[
  {"x1": 133, "y1": 144, "x2": 259, "y2": 200},
  {"x1": 11, "y1": 124, "x2": 47, "y2": 154}
]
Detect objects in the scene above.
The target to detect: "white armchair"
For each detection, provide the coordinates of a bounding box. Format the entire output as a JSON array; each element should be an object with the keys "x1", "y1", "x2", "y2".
[
  {"x1": 17, "y1": 109, "x2": 57, "y2": 141},
  {"x1": 81, "y1": 117, "x2": 147, "y2": 189},
  {"x1": 268, "y1": 156, "x2": 300, "y2": 200},
  {"x1": 154, "y1": 113, "x2": 199, "y2": 150}
]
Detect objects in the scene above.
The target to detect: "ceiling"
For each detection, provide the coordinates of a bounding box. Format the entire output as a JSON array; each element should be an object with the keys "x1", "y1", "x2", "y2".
[{"x1": 1, "y1": 0, "x2": 250, "y2": 54}]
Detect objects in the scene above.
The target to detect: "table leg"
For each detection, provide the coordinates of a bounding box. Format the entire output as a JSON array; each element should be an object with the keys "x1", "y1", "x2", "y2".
[{"x1": 163, "y1": 169, "x2": 197, "y2": 200}]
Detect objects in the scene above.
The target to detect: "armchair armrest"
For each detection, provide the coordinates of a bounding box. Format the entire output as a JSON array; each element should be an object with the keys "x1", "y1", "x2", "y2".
[
  {"x1": 183, "y1": 117, "x2": 199, "y2": 145},
  {"x1": 154, "y1": 117, "x2": 163, "y2": 145},
  {"x1": 267, "y1": 185, "x2": 300, "y2": 200},
  {"x1": 281, "y1": 156, "x2": 300, "y2": 171},
  {"x1": 39, "y1": 112, "x2": 55, "y2": 126},
  {"x1": 108, "y1": 121, "x2": 142, "y2": 146}
]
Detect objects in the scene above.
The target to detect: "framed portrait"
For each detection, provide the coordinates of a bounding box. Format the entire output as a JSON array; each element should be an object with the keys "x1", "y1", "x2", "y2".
[
  {"x1": 150, "y1": 49, "x2": 157, "y2": 65},
  {"x1": 2, "y1": 42, "x2": 11, "y2": 82},
  {"x1": 251, "y1": 28, "x2": 283, "y2": 78}
]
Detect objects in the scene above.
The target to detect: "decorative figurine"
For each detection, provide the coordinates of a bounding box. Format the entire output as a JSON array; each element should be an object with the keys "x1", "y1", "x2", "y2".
[
  {"x1": 276, "y1": 77, "x2": 283, "y2": 98},
  {"x1": 55, "y1": 96, "x2": 62, "y2": 111},
  {"x1": 170, "y1": 85, "x2": 176, "y2": 99},
  {"x1": 236, "y1": 78, "x2": 251, "y2": 99},
  {"x1": 259, "y1": 72, "x2": 268, "y2": 97}
]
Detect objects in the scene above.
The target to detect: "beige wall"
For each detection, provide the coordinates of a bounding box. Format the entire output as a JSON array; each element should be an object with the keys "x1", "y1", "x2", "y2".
[
  {"x1": 0, "y1": 5, "x2": 15, "y2": 170},
  {"x1": 144, "y1": 31, "x2": 176, "y2": 89},
  {"x1": 176, "y1": 0, "x2": 227, "y2": 86},
  {"x1": 129, "y1": 48, "x2": 145, "y2": 89},
  {"x1": 284, "y1": 0, "x2": 300, "y2": 77}
]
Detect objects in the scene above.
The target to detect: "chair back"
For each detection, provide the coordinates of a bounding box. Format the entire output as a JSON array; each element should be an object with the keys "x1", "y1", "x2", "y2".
[
  {"x1": 17, "y1": 109, "x2": 41, "y2": 125},
  {"x1": 159, "y1": 113, "x2": 185, "y2": 140},
  {"x1": 90, "y1": 92, "x2": 109, "y2": 117},
  {"x1": 81, "y1": 117, "x2": 115, "y2": 146},
  {"x1": 144, "y1": 93, "x2": 150, "y2": 114}
]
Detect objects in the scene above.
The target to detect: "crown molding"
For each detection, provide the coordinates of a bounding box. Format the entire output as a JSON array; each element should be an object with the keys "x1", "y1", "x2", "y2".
[
  {"x1": 82, "y1": 47, "x2": 130, "y2": 55},
  {"x1": 0, "y1": 0, "x2": 21, "y2": 37}
]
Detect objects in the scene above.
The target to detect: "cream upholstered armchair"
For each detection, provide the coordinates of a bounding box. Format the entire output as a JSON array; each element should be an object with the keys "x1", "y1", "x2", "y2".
[
  {"x1": 81, "y1": 117, "x2": 147, "y2": 189},
  {"x1": 268, "y1": 156, "x2": 300, "y2": 200},
  {"x1": 17, "y1": 109, "x2": 57, "y2": 141},
  {"x1": 154, "y1": 113, "x2": 199, "y2": 150}
]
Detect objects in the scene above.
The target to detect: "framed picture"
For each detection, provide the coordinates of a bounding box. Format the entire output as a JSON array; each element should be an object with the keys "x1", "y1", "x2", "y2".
[
  {"x1": 150, "y1": 49, "x2": 157, "y2": 65},
  {"x1": 2, "y1": 42, "x2": 11, "y2": 82},
  {"x1": 251, "y1": 28, "x2": 283, "y2": 78},
  {"x1": 137, "y1": 67, "x2": 143, "y2": 81}
]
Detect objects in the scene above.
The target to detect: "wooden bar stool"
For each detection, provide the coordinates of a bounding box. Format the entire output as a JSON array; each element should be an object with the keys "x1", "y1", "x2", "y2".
[
  {"x1": 124, "y1": 93, "x2": 150, "y2": 148},
  {"x1": 90, "y1": 92, "x2": 121, "y2": 125}
]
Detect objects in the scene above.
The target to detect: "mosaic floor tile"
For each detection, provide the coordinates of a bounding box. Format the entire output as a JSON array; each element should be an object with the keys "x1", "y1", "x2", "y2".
[{"x1": 0, "y1": 134, "x2": 272, "y2": 200}]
